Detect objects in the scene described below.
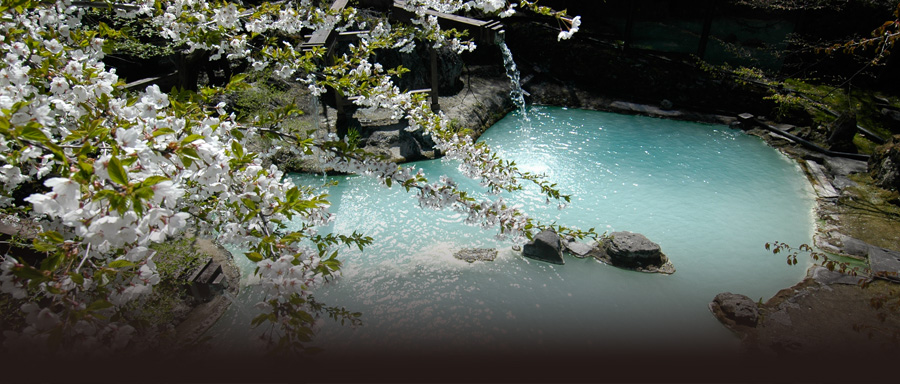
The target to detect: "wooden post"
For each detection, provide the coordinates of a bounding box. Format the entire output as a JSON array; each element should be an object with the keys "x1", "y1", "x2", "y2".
[{"x1": 430, "y1": 47, "x2": 440, "y2": 112}]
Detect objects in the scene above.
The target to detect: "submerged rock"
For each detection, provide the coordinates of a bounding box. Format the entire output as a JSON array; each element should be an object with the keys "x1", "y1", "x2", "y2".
[
  {"x1": 523, "y1": 230, "x2": 564, "y2": 264},
  {"x1": 595, "y1": 231, "x2": 675, "y2": 274},
  {"x1": 710, "y1": 292, "x2": 759, "y2": 328},
  {"x1": 453, "y1": 248, "x2": 498, "y2": 263},
  {"x1": 564, "y1": 240, "x2": 597, "y2": 258}
]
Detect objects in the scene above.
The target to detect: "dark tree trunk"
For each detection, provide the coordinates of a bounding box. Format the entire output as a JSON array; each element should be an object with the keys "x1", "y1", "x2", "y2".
[{"x1": 828, "y1": 113, "x2": 859, "y2": 153}]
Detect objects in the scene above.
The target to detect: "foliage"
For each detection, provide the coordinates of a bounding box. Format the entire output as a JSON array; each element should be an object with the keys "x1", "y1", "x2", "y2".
[
  {"x1": 704, "y1": 58, "x2": 898, "y2": 151},
  {"x1": 0, "y1": 0, "x2": 583, "y2": 356},
  {"x1": 733, "y1": 0, "x2": 897, "y2": 11},
  {"x1": 765, "y1": 241, "x2": 864, "y2": 274},
  {"x1": 822, "y1": 2, "x2": 900, "y2": 65}
]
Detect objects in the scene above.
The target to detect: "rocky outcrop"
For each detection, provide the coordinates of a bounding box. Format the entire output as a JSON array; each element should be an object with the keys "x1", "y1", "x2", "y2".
[
  {"x1": 453, "y1": 248, "x2": 498, "y2": 263},
  {"x1": 869, "y1": 135, "x2": 900, "y2": 190},
  {"x1": 374, "y1": 45, "x2": 464, "y2": 95},
  {"x1": 712, "y1": 272, "x2": 900, "y2": 359},
  {"x1": 362, "y1": 126, "x2": 432, "y2": 162},
  {"x1": 709, "y1": 292, "x2": 760, "y2": 328},
  {"x1": 522, "y1": 230, "x2": 564, "y2": 264},
  {"x1": 594, "y1": 231, "x2": 675, "y2": 274},
  {"x1": 439, "y1": 65, "x2": 516, "y2": 137},
  {"x1": 868, "y1": 246, "x2": 900, "y2": 282}
]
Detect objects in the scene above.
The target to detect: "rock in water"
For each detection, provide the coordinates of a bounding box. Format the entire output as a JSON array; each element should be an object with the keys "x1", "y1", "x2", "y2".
[
  {"x1": 565, "y1": 240, "x2": 596, "y2": 258},
  {"x1": 604, "y1": 231, "x2": 672, "y2": 273},
  {"x1": 453, "y1": 248, "x2": 498, "y2": 263},
  {"x1": 710, "y1": 292, "x2": 760, "y2": 327},
  {"x1": 523, "y1": 230, "x2": 564, "y2": 264}
]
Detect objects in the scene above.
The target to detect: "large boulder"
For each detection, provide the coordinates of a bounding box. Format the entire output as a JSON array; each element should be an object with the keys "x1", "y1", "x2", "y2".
[
  {"x1": 709, "y1": 292, "x2": 760, "y2": 328},
  {"x1": 522, "y1": 230, "x2": 564, "y2": 264},
  {"x1": 869, "y1": 135, "x2": 900, "y2": 190},
  {"x1": 597, "y1": 231, "x2": 674, "y2": 274}
]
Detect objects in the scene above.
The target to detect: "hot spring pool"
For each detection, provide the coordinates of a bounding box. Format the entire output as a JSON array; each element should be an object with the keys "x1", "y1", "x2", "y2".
[{"x1": 208, "y1": 106, "x2": 816, "y2": 356}]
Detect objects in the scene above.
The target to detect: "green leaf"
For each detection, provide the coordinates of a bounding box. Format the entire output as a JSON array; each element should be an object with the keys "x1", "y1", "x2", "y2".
[
  {"x1": 140, "y1": 175, "x2": 169, "y2": 187},
  {"x1": 68, "y1": 272, "x2": 84, "y2": 285},
  {"x1": 21, "y1": 125, "x2": 49, "y2": 142},
  {"x1": 33, "y1": 238, "x2": 56, "y2": 253},
  {"x1": 250, "y1": 312, "x2": 271, "y2": 327},
  {"x1": 108, "y1": 259, "x2": 135, "y2": 269},
  {"x1": 181, "y1": 134, "x2": 204, "y2": 145},
  {"x1": 39, "y1": 231, "x2": 65, "y2": 244},
  {"x1": 244, "y1": 198, "x2": 261, "y2": 211},
  {"x1": 12, "y1": 265, "x2": 45, "y2": 280},
  {"x1": 87, "y1": 299, "x2": 114, "y2": 312},
  {"x1": 39, "y1": 251, "x2": 64, "y2": 272},
  {"x1": 152, "y1": 127, "x2": 176, "y2": 138},
  {"x1": 246, "y1": 252, "x2": 263, "y2": 263},
  {"x1": 180, "y1": 146, "x2": 200, "y2": 160},
  {"x1": 107, "y1": 157, "x2": 129, "y2": 186},
  {"x1": 230, "y1": 140, "x2": 244, "y2": 158}
]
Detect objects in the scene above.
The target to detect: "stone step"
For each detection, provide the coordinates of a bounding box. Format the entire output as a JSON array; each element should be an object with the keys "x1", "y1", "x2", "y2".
[{"x1": 805, "y1": 160, "x2": 839, "y2": 198}]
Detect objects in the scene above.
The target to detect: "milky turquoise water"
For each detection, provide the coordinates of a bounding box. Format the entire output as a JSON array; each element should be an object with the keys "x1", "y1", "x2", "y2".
[{"x1": 208, "y1": 106, "x2": 815, "y2": 355}]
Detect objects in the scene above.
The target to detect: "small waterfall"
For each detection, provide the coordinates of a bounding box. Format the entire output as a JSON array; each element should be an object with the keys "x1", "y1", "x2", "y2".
[{"x1": 499, "y1": 41, "x2": 529, "y2": 122}]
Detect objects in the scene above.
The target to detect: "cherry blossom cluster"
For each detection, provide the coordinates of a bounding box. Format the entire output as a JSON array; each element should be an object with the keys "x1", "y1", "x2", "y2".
[{"x1": 0, "y1": 0, "x2": 582, "y2": 355}]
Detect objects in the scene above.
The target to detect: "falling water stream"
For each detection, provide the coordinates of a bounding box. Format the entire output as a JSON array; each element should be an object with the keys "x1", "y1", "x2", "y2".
[{"x1": 499, "y1": 41, "x2": 528, "y2": 122}]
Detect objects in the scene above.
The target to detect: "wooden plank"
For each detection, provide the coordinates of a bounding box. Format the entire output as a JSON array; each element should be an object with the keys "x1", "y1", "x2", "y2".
[
  {"x1": 186, "y1": 257, "x2": 212, "y2": 283},
  {"x1": 301, "y1": 0, "x2": 351, "y2": 50},
  {"x1": 198, "y1": 262, "x2": 221, "y2": 284}
]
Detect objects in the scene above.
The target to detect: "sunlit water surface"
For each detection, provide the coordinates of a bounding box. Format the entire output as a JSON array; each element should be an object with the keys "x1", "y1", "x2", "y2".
[{"x1": 207, "y1": 106, "x2": 815, "y2": 355}]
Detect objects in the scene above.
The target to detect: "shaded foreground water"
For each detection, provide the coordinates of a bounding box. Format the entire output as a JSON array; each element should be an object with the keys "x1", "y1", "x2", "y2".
[{"x1": 207, "y1": 107, "x2": 816, "y2": 357}]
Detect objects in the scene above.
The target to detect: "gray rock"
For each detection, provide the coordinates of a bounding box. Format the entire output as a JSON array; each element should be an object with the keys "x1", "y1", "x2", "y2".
[
  {"x1": 523, "y1": 230, "x2": 564, "y2": 264},
  {"x1": 710, "y1": 292, "x2": 760, "y2": 327},
  {"x1": 453, "y1": 248, "x2": 498, "y2": 263},
  {"x1": 363, "y1": 128, "x2": 425, "y2": 161},
  {"x1": 869, "y1": 135, "x2": 900, "y2": 190},
  {"x1": 565, "y1": 241, "x2": 596, "y2": 258},
  {"x1": 841, "y1": 237, "x2": 871, "y2": 258},
  {"x1": 591, "y1": 232, "x2": 674, "y2": 274},
  {"x1": 824, "y1": 156, "x2": 868, "y2": 177},
  {"x1": 868, "y1": 246, "x2": 900, "y2": 282},
  {"x1": 883, "y1": 108, "x2": 900, "y2": 123},
  {"x1": 605, "y1": 231, "x2": 665, "y2": 269},
  {"x1": 831, "y1": 175, "x2": 859, "y2": 191},
  {"x1": 809, "y1": 265, "x2": 868, "y2": 285}
]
